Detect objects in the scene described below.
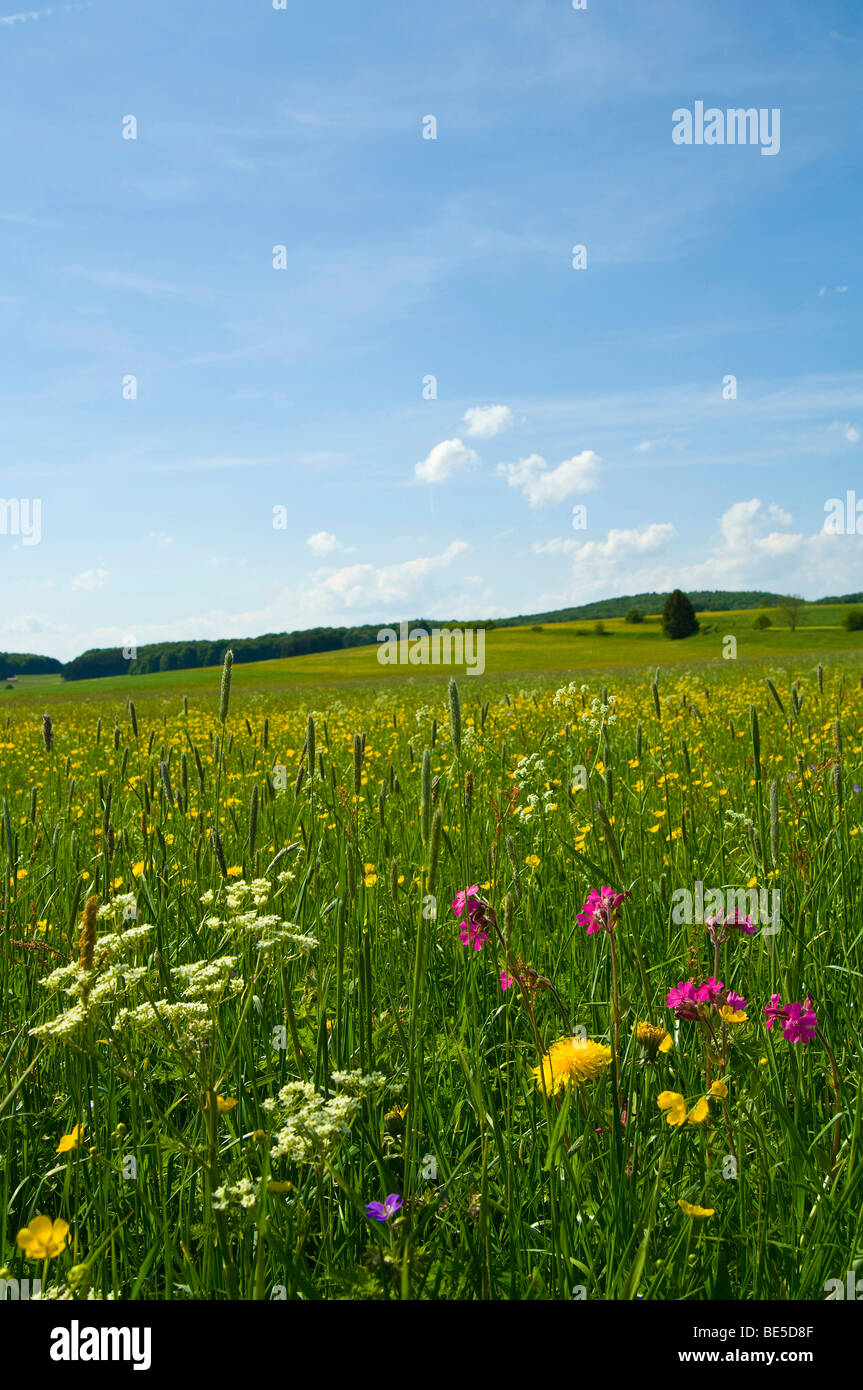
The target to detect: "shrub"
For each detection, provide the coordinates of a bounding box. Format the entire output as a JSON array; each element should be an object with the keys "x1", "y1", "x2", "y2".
[
  {"x1": 661, "y1": 590, "x2": 700, "y2": 641},
  {"x1": 625, "y1": 608, "x2": 644, "y2": 624},
  {"x1": 843, "y1": 608, "x2": 863, "y2": 632}
]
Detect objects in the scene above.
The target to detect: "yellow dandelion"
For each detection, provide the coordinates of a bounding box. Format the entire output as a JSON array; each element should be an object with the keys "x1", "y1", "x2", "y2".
[
  {"x1": 635, "y1": 1021, "x2": 673, "y2": 1057},
  {"x1": 657, "y1": 1091, "x2": 687, "y2": 1126},
  {"x1": 205, "y1": 1094, "x2": 238, "y2": 1113},
  {"x1": 686, "y1": 1096, "x2": 710, "y2": 1126},
  {"x1": 718, "y1": 1005, "x2": 747, "y2": 1024},
  {"x1": 534, "y1": 1036, "x2": 612, "y2": 1095},
  {"x1": 17, "y1": 1215, "x2": 70, "y2": 1260},
  {"x1": 678, "y1": 1199, "x2": 714, "y2": 1219},
  {"x1": 56, "y1": 1123, "x2": 84, "y2": 1154}
]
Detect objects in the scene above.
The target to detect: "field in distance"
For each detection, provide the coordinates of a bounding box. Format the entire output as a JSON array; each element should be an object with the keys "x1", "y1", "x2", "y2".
[{"x1": 6, "y1": 604, "x2": 863, "y2": 701}]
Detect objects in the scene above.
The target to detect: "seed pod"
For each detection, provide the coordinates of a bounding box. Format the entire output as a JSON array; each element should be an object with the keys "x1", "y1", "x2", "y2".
[
  {"x1": 294, "y1": 762, "x2": 305, "y2": 798},
  {"x1": 263, "y1": 717, "x2": 269, "y2": 750},
  {"x1": 159, "y1": 760, "x2": 174, "y2": 808},
  {"x1": 651, "y1": 681, "x2": 661, "y2": 722},
  {"x1": 750, "y1": 705, "x2": 761, "y2": 783},
  {"x1": 129, "y1": 701, "x2": 139, "y2": 741},
  {"x1": 834, "y1": 761, "x2": 843, "y2": 812},
  {"x1": 817, "y1": 664, "x2": 823, "y2": 696},
  {"x1": 210, "y1": 828, "x2": 228, "y2": 879},
  {"x1": 219, "y1": 649, "x2": 233, "y2": 725},
  {"x1": 41, "y1": 712, "x2": 53, "y2": 753},
  {"x1": 421, "y1": 749, "x2": 431, "y2": 845},
  {"x1": 465, "y1": 769, "x2": 474, "y2": 817},
  {"x1": 79, "y1": 894, "x2": 99, "y2": 972},
  {"x1": 448, "y1": 678, "x2": 462, "y2": 758}
]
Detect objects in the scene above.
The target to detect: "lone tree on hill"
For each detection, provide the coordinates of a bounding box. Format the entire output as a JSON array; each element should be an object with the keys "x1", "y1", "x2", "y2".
[
  {"x1": 777, "y1": 594, "x2": 804, "y2": 632},
  {"x1": 662, "y1": 589, "x2": 700, "y2": 640}
]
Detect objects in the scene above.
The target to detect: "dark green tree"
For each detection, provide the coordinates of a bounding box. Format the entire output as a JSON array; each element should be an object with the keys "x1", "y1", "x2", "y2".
[{"x1": 661, "y1": 589, "x2": 700, "y2": 640}]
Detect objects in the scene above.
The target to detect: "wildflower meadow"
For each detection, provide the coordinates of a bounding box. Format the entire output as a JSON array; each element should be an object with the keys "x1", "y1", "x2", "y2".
[{"x1": 1, "y1": 651, "x2": 861, "y2": 1303}]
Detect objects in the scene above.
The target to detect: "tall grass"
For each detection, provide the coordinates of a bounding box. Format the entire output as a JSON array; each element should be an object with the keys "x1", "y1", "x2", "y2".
[{"x1": 1, "y1": 655, "x2": 861, "y2": 1299}]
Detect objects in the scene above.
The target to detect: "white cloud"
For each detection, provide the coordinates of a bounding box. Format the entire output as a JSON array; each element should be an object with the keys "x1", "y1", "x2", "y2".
[
  {"x1": 415, "y1": 437, "x2": 478, "y2": 484},
  {"x1": 306, "y1": 531, "x2": 343, "y2": 557},
  {"x1": 307, "y1": 540, "x2": 468, "y2": 609},
  {"x1": 767, "y1": 503, "x2": 792, "y2": 525},
  {"x1": 463, "y1": 404, "x2": 513, "y2": 439},
  {"x1": 830, "y1": 420, "x2": 861, "y2": 444},
  {"x1": 570, "y1": 522, "x2": 676, "y2": 565},
  {"x1": 634, "y1": 438, "x2": 669, "y2": 453},
  {"x1": 147, "y1": 530, "x2": 174, "y2": 548},
  {"x1": 497, "y1": 450, "x2": 601, "y2": 508},
  {"x1": 71, "y1": 567, "x2": 108, "y2": 591}
]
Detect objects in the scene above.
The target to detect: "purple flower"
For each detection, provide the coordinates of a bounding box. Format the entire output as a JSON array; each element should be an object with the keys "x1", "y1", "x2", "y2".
[
  {"x1": 452, "y1": 885, "x2": 490, "y2": 951},
  {"x1": 365, "y1": 1193, "x2": 403, "y2": 1222},
  {"x1": 764, "y1": 994, "x2": 818, "y2": 1043},
  {"x1": 706, "y1": 910, "x2": 758, "y2": 944},
  {"x1": 578, "y1": 885, "x2": 631, "y2": 936}
]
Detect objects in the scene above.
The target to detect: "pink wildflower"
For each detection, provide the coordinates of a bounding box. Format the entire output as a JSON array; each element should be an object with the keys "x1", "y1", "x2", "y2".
[
  {"x1": 578, "y1": 885, "x2": 631, "y2": 936},
  {"x1": 765, "y1": 994, "x2": 818, "y2": 1043}
]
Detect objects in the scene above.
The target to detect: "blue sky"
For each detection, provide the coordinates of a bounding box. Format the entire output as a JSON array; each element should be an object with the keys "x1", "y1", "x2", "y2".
[{"x1": 1, "y1": 0, "x2": 861, "y2": 662}]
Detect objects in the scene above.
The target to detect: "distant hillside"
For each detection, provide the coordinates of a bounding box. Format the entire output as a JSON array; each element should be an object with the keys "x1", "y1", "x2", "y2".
[
  {"x1": 0, "y1": 650, "x2": 63, "y2": 678},
  {"x1": 491, "y1": 590, "x2": 786, "y2": 626},
  {"x1": 7, "y1": 589, "x2": 863, "y2": 683}
]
